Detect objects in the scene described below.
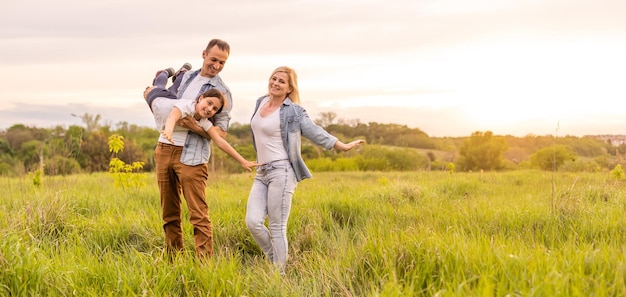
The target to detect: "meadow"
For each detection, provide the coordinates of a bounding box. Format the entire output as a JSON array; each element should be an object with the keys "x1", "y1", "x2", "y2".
[{"x1": 1, "y1": 170, "x2": 625, "y2": 296}]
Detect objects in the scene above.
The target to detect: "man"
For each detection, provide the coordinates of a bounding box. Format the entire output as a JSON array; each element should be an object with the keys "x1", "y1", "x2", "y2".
[{"x1": 152, "y1": 39, "x2": 232, "y2": 259}]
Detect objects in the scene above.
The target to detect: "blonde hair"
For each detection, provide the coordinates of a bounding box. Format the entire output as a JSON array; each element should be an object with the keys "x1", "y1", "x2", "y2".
[{"x1": 270, "y1": 66, "x2": 300, "y2": 104}]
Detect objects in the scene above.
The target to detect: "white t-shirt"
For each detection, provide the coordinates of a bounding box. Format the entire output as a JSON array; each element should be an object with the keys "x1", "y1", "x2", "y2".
[
  {"x1": 153, "y1": 75, "x2": 213, "y2": 146},
  {"x1": 180, "y1": 75, "x2": 211, "y2": 100},
  {"x1": 152, "y1": 98, "x2": 212, "y2": 146},
  {"x1": 250, "y1": 98, "x2": 288, "y2": 164}
]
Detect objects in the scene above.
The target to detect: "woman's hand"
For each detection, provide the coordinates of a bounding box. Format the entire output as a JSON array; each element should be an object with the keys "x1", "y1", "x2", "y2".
[{"x1": 335, "y1": 139, "x2": 366, "y2": 151}]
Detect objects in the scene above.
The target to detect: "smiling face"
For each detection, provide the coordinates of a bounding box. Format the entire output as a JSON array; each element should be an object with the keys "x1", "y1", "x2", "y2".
[
  {"x1": 194, "y1": 96, "x2": 223, "y2": 120},
  {"x1": 268, "y1": 71, "x2": 291, "y2": 99},
  {"x1": 200, "y1": 45, "x2": 229, "y2": 78}
]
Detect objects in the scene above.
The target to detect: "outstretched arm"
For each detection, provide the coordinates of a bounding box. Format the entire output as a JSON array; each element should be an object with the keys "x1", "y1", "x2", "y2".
[
  {"x1": 207, "y1": 127, "x2": 259, "y2": 171},
  {"x1": 161, "y1": 107, "x2": 182, "y2": 143},
  {"x1": 334, "y1": 139, "x2": 366, "y2": 152}
]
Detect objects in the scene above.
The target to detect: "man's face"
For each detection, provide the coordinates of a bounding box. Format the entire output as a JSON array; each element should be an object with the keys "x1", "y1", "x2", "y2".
[{"x1": 200, "y1": 46, "x2": 229, "y2": 78}]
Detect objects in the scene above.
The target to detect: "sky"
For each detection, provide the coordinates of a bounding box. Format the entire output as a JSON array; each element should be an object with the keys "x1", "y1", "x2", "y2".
[{"x1": 1, "y1": 0, "x2": 625, "y2": 137}]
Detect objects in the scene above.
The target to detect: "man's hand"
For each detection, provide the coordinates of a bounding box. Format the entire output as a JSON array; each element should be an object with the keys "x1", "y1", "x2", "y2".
[
  {"x1": 143, "y1": 86, "x2": 155, "y2": 100},
  {"x1": 177, "y1": 116, "x2": 196, "y2": 130},
  {"x1": 178, "y1": 116, "x2": 212, "y2": 139}
]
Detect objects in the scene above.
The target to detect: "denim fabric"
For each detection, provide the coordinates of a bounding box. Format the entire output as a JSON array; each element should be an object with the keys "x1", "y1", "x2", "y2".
[
  {"x1": 250, "y1": 96, "x2": 338, "y2": 181},
  {"x1": 180, "y1": 131, "x2": 210, "y2": 166},
  {"x1": 178, "y1": 70, "x2": 232, "y2": 131},
  {"x1": 176, "y1": 70, "x2": 233, "y2": 165},
  {"x1": 146, "y1": 71, "x2": 177, "y2": 111},
  {"x1": 245, "y1": 160, "x2": 297, "y2": 271}
]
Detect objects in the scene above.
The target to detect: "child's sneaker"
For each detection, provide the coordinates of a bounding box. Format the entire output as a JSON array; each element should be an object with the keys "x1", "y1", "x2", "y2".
[
  {"x1": 172, "y1": 63, "x2": 192, "y2": 82},
  {"x1": 162, "y1": 67, "x2": 176, "y2": 77},
  {"x1": 152, "y1": 67, "x2": 175, "y2": 85}
]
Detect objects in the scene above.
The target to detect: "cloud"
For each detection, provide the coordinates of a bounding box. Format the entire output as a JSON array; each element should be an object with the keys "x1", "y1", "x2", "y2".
[
  {"x1": 0, "y1": 0, "x2": 624, "y2": 138},
  {"x1": 0, "y1": 102, "x2": 156, "y2": 130}
]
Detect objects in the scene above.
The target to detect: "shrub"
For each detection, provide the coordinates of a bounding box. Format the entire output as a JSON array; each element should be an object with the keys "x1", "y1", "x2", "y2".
[{"x1": 610, "y1": 164, "x2": 625, "y2": 180}]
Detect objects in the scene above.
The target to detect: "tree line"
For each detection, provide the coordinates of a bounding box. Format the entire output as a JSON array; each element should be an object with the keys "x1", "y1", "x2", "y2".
[{"x1": 0, "y1": 112, "x2": 624, "y2": 176}]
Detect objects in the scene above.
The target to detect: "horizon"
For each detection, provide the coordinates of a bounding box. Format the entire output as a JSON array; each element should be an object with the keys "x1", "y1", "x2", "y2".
[{"x1": 1, "y1": 110, "x2": 624, "y2": 139}]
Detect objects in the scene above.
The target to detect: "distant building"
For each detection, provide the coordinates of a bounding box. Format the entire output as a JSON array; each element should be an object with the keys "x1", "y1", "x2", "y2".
[{"x1": 588, "y1": 135, "x2": 626, "y2": 146}]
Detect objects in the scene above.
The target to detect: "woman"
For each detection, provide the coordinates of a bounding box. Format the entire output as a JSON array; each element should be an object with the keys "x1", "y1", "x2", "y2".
[{"x1": 245, "y1": 66, "x2": 365, "y2": 273}]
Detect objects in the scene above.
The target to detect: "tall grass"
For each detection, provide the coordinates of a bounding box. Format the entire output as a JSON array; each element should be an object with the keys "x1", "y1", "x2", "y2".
[{"x1": 0, "y1": 170, "x2": 625, "y2": 296}]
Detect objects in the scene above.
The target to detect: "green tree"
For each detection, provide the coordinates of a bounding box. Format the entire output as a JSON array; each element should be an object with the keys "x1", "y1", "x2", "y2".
[
  {"x1": 17, "y1": 140, "x2": 43, "y2": 172},
  {"x1": 64, "y1": 125, "x2": 87, "y2": 167},
  {"x1": 0, "y1": 139, "x2": 13, "y2": 156},
  {"x1": 314, "y1": 112, "x2": 338, "y2": 128},
  {"x1": 0, "y1": 154, "x2": 19, "y2": 176},
  {"x1": 530, "y1": 145, "x2": 576, "y2": 171},
  {"x1": 5, "y1": 124, "x2": 47, "y2": 152},
  {"x1": 457, "y1": 131, "x2": 508, "y2": 171},
  {"x1": 108, "y1": 134, "x2": 146, "y2": 190},
  {"x1": 72, "y1": 113, "x2": 102, "y2": 133},
  {"x1": 45, "y1": 155, "x2": 81, "y2": 175},
  {"x1": 81, "y1": 130, "x2": 111, "y2": 172},
  {"x1": 114, "y1": 124, "x2": 159, "y2": 171}
]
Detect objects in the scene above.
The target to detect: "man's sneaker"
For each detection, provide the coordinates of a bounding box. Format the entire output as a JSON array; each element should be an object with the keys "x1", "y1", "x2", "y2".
[{"x1": 172, "y1": 63, "x2": 192, "y2": 82}]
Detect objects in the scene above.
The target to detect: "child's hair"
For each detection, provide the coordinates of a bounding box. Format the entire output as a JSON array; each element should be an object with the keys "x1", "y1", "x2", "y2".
[{"x1": 197, "y1": 89, "x2": 226, "y2": 114}]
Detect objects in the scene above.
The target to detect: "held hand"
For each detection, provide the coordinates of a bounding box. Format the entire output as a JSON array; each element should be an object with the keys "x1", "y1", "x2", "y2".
[{"x1": 241, "y1": 160, "x2": 261, "y2": 172}]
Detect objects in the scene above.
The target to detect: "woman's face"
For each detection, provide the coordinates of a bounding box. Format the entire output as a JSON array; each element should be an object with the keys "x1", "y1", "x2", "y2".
[
  {"x1": 195, "y1": 96, "x2": 222, "y2": 119},
  {"x1": 268, "y1": 71, "x2": 291, "y2": 98}
]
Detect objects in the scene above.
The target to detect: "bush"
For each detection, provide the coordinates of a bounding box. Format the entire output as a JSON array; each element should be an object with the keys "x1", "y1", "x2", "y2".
[
  {"x1": 355, "y1": 145, "x2": 429, "y2": 171},
  {"x1": 45, "y1": 156, "x2": 81, "y2": 175},
  {"x1": 610, "y1": 164, "x2": 625, "y2": 180},
  {"x1": 307, "y1": 158, "x2": 359, "y2": 172},
  {"x1": 530, "y1": 145, "x2": 576, "y2": 171}
]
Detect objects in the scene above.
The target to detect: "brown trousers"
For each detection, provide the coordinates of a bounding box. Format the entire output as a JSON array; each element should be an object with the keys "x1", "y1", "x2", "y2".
[{"x1": 154, "y1": 143, "x2": 213, "y2": 258}]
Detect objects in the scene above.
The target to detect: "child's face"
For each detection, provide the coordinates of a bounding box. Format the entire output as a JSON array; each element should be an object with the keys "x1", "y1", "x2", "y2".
[{"x1": 195, "y1": 96, "x2": 222, "y2": 119}]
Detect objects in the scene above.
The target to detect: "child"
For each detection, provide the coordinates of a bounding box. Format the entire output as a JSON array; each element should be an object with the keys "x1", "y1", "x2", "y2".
[
  {"x1": 150, "y1": 87, "x2": 258, "y2": 171},
  {"x1": 143, "y1": 63, "x2": 192, "y2": 110}
]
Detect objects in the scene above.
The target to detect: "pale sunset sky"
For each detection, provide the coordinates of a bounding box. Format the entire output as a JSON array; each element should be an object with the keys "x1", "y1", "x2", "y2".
[{"x1": 1, "y1": 0, "x2": 624, "y2": 137}]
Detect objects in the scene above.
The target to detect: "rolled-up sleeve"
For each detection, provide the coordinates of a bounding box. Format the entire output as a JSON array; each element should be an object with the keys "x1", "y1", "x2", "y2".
[
  {"x1": 212, "y1": 86, "x2": 232, "y2": 132},
  {"x1": 299, "y1": 109, "x2": 337, "y2": 150}
]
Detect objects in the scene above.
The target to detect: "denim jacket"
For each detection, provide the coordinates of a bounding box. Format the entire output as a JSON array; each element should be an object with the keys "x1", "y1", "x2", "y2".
[
  {"x1": 251, "y1": 96, "x2": 338, "y2": 182},
  {"x1": 178, "y1": 70, "x2": 233, "y2": 131},
  {"x1": 177, "y1": 70, "x2": 233, "y2": 166}
]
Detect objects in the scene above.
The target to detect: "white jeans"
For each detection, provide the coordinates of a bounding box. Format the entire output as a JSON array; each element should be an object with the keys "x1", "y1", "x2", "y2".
[{"x1": 245, "y1": 160, "x2": 297, "y2": 272}]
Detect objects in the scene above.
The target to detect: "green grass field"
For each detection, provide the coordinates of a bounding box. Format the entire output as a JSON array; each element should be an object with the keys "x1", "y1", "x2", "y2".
[{"x1": 1, "y1": 170, "x2": 625, "y2": 296}]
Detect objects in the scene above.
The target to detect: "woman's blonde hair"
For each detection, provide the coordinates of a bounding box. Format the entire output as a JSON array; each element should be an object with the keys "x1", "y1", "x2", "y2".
[{"x1": 270, "y1": 66, "x2": 300, "y2": 104}]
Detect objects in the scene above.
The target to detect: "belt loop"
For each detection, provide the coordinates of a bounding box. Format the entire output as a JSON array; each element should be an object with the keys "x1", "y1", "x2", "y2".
[{"x1": 258, "y1": 159, "x2": 288, "y2": 172}]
